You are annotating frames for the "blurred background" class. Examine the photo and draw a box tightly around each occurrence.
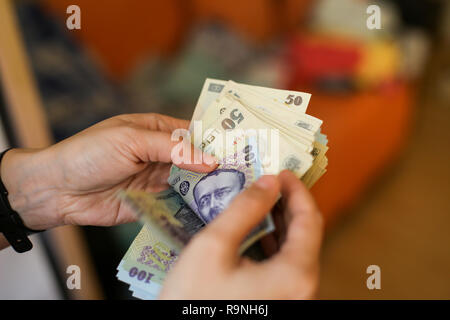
[0,0,448,299]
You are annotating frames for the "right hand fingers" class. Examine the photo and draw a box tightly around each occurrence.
[200,175,280,261]
[271,170,323,268]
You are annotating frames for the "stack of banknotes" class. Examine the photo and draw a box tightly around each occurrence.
[116,78,329,299]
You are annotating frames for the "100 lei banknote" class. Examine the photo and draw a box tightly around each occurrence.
[118,138,274,297]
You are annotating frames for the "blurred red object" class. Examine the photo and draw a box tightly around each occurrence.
[286,34,363,88]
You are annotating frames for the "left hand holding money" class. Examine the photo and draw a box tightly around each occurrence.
[159,170,323,299]
[0,113,218,231]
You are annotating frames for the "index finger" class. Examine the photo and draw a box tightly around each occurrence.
[200,175,281,261]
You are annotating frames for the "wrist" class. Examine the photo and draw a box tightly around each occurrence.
[1,148,62,230]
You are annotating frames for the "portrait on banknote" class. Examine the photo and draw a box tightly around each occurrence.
[193,169,246,223]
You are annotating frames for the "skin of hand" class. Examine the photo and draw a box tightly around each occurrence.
[0,113,217,231]
[159,170,323,300]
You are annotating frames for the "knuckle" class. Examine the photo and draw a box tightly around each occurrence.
[116,125,140,140]
[110,114,135,124]
[145,112,157,118]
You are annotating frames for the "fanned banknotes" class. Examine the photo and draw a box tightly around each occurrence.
[117,78,328,299]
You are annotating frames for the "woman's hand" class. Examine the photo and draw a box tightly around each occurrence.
[0,113,217,230]
[159,170,323,299]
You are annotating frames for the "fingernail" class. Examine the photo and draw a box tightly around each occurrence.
[255,175,276,190]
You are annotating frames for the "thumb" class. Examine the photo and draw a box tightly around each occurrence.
[203,175,280,257]
[171,139,218,173]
